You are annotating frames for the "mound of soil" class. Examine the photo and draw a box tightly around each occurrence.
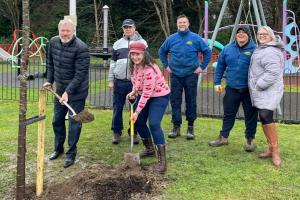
[24,164,168,200]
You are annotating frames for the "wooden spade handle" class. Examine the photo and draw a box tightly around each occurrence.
[44,87,77,115]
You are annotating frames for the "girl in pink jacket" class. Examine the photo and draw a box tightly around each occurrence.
[127,41,170,174]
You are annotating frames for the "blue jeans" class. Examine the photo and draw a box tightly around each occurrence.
[134,94,169,145]
[170,73,198,126]
[220,86,258,139]
[52,98,85,160]
[111,79,133,134]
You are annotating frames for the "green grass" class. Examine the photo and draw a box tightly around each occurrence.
[1,100,300,199]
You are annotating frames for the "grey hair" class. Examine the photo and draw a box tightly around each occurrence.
[58,19,76,31]
[257,26,276,41]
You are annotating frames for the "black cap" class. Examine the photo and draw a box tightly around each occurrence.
[236,24,251,37]
[122,19,135,27]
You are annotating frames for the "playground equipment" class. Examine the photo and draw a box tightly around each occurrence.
[11,35,48,68]
[0,30,48,68]
[283,0,300,73]
[208,0,266,49]
[0,47,17,63]
[206,0,300,74]
[89,5,117,67]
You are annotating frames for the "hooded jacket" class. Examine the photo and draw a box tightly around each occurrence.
[108,32,147,81]
[248,36,284,110]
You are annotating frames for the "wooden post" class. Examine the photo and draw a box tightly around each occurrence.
[36,88,46,196]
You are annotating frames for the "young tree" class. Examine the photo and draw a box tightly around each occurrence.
[16,0,30,199]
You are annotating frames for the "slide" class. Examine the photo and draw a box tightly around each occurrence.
[0,47,17,63]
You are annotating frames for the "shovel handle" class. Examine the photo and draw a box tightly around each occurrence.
[44,87,77,115]
[130,104,134,137]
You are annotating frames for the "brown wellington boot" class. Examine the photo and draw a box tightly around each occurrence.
[258,126,272,158]
[154,145,166,174]
[139,138,155,158]
[262,123,281,167]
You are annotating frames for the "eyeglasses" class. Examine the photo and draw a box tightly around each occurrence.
[258,33,269,36]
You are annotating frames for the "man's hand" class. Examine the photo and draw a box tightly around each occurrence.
[60,92,69,104]
[214,85,223,94]
[43,82,52,89]
[194,67,202,74]
[165,67,172,73]
[108,81,114,89]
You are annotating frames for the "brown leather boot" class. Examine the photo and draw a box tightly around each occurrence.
[261,123,281,167]
[140,138,155,158]
[154,145,166,174]
[258,131,272,159]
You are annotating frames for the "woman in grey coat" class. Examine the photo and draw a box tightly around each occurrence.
[248,26,284,167]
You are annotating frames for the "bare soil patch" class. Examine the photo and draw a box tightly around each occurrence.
[23,164,168,200]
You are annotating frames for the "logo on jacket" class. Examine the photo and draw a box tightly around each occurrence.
[244,51,252,56]
[186,41,193,45]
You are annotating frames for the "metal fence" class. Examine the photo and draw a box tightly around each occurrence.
[1,60,300,123]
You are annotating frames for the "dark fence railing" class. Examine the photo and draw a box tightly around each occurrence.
[1,60,300,123]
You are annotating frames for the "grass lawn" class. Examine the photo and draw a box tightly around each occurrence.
[1,100,300,199]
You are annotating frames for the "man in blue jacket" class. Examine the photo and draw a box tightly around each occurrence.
[159,14,212,140]
[209,25,258,152]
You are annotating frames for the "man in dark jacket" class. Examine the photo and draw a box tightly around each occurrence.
[43,19,90,168]
[209,25,258,152]
[159,14,211,140]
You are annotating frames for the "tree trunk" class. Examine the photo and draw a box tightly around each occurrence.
[152,0,170,38]
[94,0,100,46]
[274,0,282,31]
[16,0,30,199]
[0,0,20,30]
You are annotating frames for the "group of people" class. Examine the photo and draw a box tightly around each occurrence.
[209,24,284,167]
[43,14,284,172]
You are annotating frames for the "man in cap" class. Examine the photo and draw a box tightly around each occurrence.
[209,24,258,152]
[108,19,147,144]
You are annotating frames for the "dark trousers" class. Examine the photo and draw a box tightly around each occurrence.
[111,79,133,134]
[170,73,198,126]
[134,94,169,145]
[220,86,257,139]
[52,98,85,160]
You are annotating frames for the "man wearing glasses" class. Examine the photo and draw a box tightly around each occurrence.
[209,24,258,152]
[108,19,148,144]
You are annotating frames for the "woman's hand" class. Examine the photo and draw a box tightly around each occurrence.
[127,91,136,100]
[131,112,139,123]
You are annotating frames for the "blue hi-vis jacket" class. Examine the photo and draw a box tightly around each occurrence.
[214,40,256,89]
[159,29,212,77]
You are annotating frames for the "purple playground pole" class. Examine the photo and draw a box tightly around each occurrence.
[282,0,287,45]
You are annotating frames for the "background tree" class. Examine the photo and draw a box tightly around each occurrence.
[0,0,21,31]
